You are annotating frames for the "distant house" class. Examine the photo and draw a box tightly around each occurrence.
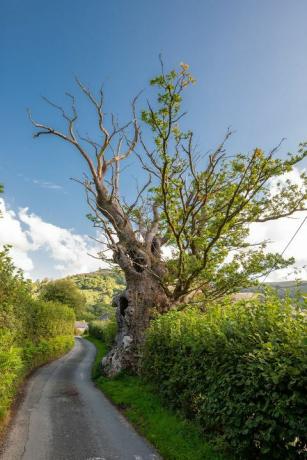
[75,321,88,335]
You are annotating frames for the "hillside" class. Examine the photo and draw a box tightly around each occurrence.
[243,280,307,298]
[67,269,125,321]
[267,280,307,291]
[32,269,126,321]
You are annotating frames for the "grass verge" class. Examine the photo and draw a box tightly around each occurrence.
[86,335,226,460]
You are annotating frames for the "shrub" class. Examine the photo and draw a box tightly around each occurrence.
[142,293,307,459]
[0,335,74,420]
[89,319,117,349]
[39,279,86,318]
[25,299,75,341]
[0,332,23,419]
[0,248,75,423]
[0,246,32,341]
[22,336,74,369]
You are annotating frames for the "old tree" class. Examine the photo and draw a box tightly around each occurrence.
[29,64,307,375]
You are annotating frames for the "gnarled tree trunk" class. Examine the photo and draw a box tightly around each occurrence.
[101,248,171,377]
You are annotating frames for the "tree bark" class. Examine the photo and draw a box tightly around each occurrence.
[101,269,170,377]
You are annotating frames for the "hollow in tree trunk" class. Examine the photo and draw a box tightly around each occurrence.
[101,270,170,377]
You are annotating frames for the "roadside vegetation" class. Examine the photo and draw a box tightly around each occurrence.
[143,291,306,459]
[87,289,306,459]
[38,278,86,318]
[88,319,117,349]
[69,270,124,320]
[33,270,124,321]
[0,245,75,429]
[86,333,224,460]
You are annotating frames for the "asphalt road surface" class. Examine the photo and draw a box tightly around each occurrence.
[1,338,160,460]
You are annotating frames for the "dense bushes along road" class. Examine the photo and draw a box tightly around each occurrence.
[88,292,306,459]
[88,319,117,350]
[86,333,224,460]
[0,247,75,425]
[143,293,307,459]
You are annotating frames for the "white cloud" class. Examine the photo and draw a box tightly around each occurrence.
[0,199,34,272]
[16,173,63,191]
[249,167,307,281]
[32,179,63,190]
[0,198,105,279]
[249,211,307,281]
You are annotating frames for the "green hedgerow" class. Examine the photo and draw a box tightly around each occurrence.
[142,293,307,459]
[0,335,74,420]
[0,247,75,423]
[88,319,117,350]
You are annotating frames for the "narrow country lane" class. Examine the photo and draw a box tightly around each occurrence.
[0,338,160,460]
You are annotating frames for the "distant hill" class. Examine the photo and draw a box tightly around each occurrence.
[242,280,307,298]
[67,269,125,321]
[32,268,125,321]
[68,268,125,291]
[266,280,307,290]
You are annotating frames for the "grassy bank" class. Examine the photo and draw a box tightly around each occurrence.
[86,335,225,460]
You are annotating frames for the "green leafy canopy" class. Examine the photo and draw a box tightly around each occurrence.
[140,63,307,303]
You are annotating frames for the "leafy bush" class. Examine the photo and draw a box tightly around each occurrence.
[39,279,86,318]
[34,270,125,321]
[89,319,117,349]
[142,294,307,459]
[0,332,23,420]
[0,336,73,419]
[25,299,75,340]
[0,246,32,340]
[0,248,75,423]
[22,336,74,369]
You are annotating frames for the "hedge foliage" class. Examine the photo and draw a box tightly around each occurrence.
[0,335,73,419]
[0,247,75,422]
[38,278,86,318]
[88,318,117,349]
[142,294,307,459]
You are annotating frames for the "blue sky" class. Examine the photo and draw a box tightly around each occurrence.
[0,0,307,279]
